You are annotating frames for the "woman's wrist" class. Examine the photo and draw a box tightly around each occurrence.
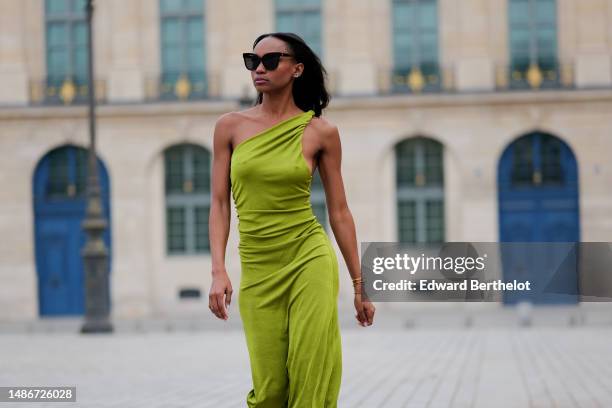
[211,265,228,277]
[352,275,363,295]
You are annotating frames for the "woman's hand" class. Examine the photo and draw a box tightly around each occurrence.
[209,267,233,320]
[354,293,375,327]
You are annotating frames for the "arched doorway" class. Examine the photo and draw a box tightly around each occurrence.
[33,145,112,316]
[498,132,579,304]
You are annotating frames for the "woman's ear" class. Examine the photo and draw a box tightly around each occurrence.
[293,63,304,78]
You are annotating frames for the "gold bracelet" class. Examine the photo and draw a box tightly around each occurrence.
[353,276,363,295]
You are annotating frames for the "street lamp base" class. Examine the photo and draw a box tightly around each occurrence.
[80,318,114,334]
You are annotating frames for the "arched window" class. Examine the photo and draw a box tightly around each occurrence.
[395,137,445,243]
[510,133,565,187]
[43,145,88,199]
[164,143,211,254]
[498,132,579,242]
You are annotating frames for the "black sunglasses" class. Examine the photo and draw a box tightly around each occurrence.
[242,52,294,71]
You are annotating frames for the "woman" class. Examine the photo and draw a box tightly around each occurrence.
[208,32,375,407]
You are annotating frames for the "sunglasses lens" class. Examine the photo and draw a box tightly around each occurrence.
[243,54,259,71]
[262,54,281,70]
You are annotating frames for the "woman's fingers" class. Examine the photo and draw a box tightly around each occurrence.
[208,279,232,320]
[216,293,228,319]
[365,304,375,325]
[357,308,367,326]
[208,294,219,319]
[225,287,233,309]
[209,291,227,320]
[355,302,375,327]
[209,303,220,320]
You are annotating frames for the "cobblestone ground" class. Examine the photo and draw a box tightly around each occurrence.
[1,324,612,407]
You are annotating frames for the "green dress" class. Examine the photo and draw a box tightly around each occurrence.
[230,109,343,407]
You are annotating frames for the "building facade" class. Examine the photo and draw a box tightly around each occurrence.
[1,0,611,320]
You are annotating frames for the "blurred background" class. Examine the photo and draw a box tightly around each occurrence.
[0,0,611,324]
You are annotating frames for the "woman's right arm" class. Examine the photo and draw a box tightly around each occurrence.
[208,113,234,320]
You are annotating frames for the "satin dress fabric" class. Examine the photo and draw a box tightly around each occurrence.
[230,109,342,407]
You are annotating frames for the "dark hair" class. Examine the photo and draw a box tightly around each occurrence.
[251,32,330,117]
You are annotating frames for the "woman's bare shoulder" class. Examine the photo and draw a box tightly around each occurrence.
[214,109,259,140]
[310,114,339,141]
[216,108,258,126]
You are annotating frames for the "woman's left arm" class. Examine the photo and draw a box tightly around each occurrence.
[316,121,375,327]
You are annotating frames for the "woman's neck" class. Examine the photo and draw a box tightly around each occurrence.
[258,90,300,117]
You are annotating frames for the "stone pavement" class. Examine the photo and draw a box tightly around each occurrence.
[1,305,612,407]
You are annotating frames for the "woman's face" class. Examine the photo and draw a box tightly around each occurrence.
[250,36,303,92]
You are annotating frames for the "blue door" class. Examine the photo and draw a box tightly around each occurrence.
[33,145,112,316]
[498,132,580,304]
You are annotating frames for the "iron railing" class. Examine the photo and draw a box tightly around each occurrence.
[144,70,222,102]
[29,76,107,105]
